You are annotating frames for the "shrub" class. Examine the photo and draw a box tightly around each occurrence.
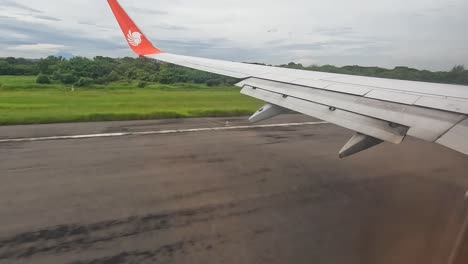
[137,81,147,88]
[75,77,94,87]
[106,71,121,82]
[94,77,109,85]
[36,74,51,84]
[51,71,61,80]
[60,73,78,84]
[206,78,222,87]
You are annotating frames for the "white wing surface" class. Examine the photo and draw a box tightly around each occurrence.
[108,0,468,157]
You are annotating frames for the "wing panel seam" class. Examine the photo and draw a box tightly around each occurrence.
[245,85,408,129]
[435,116,468,141]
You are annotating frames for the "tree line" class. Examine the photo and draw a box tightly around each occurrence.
[0,56,467,87]
[280,62,468,86]
[0,56,237,87]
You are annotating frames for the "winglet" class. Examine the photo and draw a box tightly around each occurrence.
[107,0,162,55]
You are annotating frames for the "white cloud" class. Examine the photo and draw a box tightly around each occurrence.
[8,44,66,53]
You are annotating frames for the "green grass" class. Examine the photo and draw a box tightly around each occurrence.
[0,76,263,125]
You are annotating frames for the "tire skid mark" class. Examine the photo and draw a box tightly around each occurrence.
[71,241,186,264]
[0,202,257,260]
[69,235,224,264]
[0,178,357,261]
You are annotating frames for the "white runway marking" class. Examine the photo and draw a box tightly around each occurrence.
[0,122,328,143]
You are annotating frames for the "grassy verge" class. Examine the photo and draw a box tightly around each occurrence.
[0,76,263,125]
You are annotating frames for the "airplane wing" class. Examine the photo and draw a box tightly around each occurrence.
[107,0,468,158]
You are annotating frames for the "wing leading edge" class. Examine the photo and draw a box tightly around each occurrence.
[107,0,468,157]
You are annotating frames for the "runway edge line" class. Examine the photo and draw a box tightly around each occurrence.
[0,122,328,143]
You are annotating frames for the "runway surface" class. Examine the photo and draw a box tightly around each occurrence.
[0,115,467,264]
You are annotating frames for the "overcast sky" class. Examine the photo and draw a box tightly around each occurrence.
[0,0,467,70]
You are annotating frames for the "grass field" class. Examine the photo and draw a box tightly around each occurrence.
[0,76,262,125]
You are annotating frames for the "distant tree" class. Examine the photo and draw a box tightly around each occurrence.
[137,81,147,88]
[107,71,121,82]
[451,65,465,73]
[206,78,222,87]
[36,74,51,84]
[60,73,78,84]
[51,71,62,80]
[2,56,468,86]
[158,64,174,84]
[286,62,304,69]
[38,56,62,74]
[75,77,94,87]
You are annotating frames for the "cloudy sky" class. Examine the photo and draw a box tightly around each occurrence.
[0,0,467,70]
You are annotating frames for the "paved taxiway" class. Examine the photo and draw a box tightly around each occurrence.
[0,115,467,264]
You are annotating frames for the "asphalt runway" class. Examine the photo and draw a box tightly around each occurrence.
[0,115,467,264]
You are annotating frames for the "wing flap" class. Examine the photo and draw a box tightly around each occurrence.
[321,75,468,99]
[324,83,372,96]
[237,77,465,142]
[414,97,468,115]
[241,85,408,144]
[339,133,384,158]
[365,90,421,105]
[436,118,468,155]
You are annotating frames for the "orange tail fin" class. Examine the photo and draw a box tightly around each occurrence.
[107,0,162,55]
